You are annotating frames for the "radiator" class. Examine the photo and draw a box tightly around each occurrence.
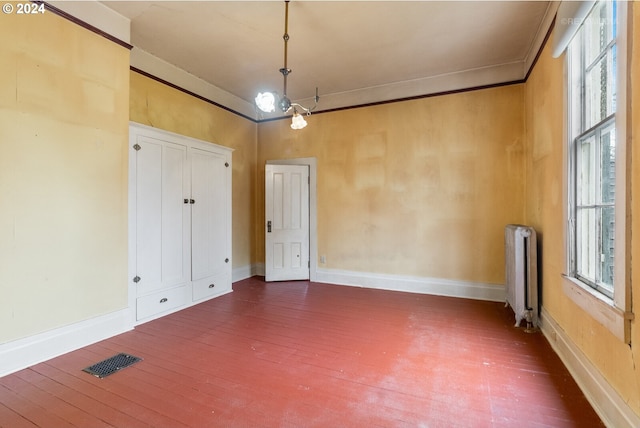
[505,224,538,329]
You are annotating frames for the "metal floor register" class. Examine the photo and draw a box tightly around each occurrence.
[83,353,142,378]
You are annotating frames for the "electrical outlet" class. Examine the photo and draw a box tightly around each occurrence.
[320,255,326,264]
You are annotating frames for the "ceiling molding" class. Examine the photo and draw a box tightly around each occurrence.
[130,67,257,123]
[291,61,525,116]
[131,48,530,123]
[523,1,560,74]
[48,0,131,46]
[130,48,257,120]
[54,2,559,123]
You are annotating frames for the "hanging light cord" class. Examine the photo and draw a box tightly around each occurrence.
[277,0,318,115]
[280,0,291,96]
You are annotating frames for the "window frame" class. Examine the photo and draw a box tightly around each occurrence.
[563,0,631,343]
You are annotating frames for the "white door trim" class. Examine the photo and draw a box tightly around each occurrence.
[266,158,318,282]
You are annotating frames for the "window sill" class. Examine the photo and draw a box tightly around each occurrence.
[561,275,632,343]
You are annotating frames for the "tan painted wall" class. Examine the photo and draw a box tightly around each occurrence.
[0,10,130,342]
[258,86,526,284]
[129,72,258,270]
[524,5,640,415]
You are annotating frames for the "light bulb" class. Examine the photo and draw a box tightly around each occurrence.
[255,92,276,113]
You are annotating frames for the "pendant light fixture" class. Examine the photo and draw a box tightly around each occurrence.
[255,0,319,129]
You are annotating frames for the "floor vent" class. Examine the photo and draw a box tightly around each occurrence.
[83,353,142,378]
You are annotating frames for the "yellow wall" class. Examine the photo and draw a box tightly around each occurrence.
[129,72,258,269]
[524,4,640,415]
[0,10,130,342]
[258,86,526,284]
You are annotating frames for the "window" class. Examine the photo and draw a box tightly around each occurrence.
[574,119,616,297]
[565,0,630,341]
[568,1,618,299]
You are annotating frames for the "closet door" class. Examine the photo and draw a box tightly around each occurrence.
[190,147,231,300]
[134,137,190,296]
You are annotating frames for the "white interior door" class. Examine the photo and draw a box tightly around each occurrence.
[265,164,310,281]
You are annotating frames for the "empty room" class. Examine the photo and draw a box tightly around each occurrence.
[1,1,639,426]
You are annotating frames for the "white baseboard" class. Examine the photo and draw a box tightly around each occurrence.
[0,309,132,378]
[232,263,264,282]
[253,263,266,278]
[0,265,258,379]
[540,307,640,428]
[238,264,505,302]
[315,268,505,302]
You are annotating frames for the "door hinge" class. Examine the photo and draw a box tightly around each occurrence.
[133,143,141,151]
[308,261,310,268]
[133,276,141,283]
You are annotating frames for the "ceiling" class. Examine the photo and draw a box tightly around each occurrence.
[101,1,554,118]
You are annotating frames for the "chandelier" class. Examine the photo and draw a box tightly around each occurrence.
[255,0,319,130]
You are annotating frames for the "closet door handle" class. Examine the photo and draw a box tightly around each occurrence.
[159,298,168,303]
[209,283,215,289]
[190,199,195,204]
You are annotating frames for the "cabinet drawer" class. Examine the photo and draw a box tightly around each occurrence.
[137,285,189,321]
[193,273,230,301]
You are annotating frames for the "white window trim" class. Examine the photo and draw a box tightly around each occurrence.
[563,0,633,343]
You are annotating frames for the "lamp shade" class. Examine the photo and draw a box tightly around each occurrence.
[291,112,307,130]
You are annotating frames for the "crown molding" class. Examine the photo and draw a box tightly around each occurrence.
[130,48,257,121]
[47,1,131,48]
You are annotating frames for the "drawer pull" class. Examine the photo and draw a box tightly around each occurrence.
[159,297,168,303]
[208,283,215,289]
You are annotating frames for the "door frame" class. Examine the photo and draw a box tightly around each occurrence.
[266,157,318,282]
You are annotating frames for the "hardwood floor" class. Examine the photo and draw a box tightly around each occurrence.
[1,277,603,427]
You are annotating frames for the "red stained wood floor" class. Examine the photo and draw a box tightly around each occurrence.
[1,277,603,427]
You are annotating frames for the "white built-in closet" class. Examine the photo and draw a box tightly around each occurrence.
[128,123,232,324]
